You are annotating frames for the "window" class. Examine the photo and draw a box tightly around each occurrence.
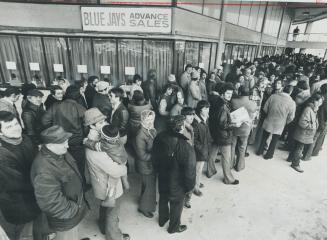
[43,37,70,84]
[256,1,266,32]
[185,41,199,67]
[203,0,222,19]
[118,39,142,85]
[199,42,211,73]
[248,2,260,30]
[18,36,47,87]
[67,38,94,82]
[143,40,173,90]
[238,1,251,28]
[226,3,241,25]
[209,43,217,71]
[0,35,24,85]
[174,41,185,78]
[93,39,118,86]
[177,0,203,14]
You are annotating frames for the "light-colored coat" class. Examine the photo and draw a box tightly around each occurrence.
[187,80,201,108]
[85,129,127,200]
[293,104,319,144]
[262,93,296,135]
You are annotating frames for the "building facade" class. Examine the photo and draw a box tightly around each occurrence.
[0,0,292,89]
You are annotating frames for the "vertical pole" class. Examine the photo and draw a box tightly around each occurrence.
[216,0,228,67]
[274,6,285,55]
[257,2,268,58]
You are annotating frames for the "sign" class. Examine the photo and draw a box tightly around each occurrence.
[100,65,111,74]
[6,61,16,70]
[199,62,205,69]
[125,67,135,75]
[29,62,40,71]
[77,65,88,73]
[53,64,64,73]
[81,7,172,33]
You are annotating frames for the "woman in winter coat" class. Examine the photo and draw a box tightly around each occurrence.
[155,84,173,133]
[127,90,152,138]
[132,110,157,218]
[288,93,323,173]
[187,71,201,108]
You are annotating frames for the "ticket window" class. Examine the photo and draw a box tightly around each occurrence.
[18,36,48,87]
[0,35,25,86]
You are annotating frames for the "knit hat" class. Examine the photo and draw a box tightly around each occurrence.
[27,89,44,97]
[84,108,106,126]
[168,115,185,131]
[101,125,119,143]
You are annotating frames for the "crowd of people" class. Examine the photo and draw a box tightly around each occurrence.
[0,52,327,240]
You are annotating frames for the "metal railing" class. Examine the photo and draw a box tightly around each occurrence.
[288,33,327,42]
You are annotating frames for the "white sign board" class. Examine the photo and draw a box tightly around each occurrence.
[53,64,64,73]
[6,61,16,70]
[29,62,40,71]
[77,65,88,73]
[125,67,135,76]
[100,65,111,74]
[81,7,172,33]
[199,62,205,69]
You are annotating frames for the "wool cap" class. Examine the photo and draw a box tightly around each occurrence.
[84,108,106,126]
[101,125,119,143]
[41,125,72,144]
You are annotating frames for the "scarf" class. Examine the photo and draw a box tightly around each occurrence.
[0,135,23,145]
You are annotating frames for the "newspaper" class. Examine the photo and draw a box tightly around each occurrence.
[230,107,251,127]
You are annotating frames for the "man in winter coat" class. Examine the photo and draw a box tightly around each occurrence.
[22,89,45,145]
[85,75,99,108]
[92,81,112,119]
[192,100,212,196]
[84,108,130,240]
[153,115,196,234]
[42,85,87,183]
[257,85,296,159]
[209,83,239,185]
[0,87,21,124]
[109,88,129,144]
[44,86,64,110]
[31,125,88,240]
[0,111,42,240]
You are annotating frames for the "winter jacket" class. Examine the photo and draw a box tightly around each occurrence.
[199,79,208,101]
[44,94,61,110]
[293,104,319,144]
[86,130,126,201]
[187,80,201,108]
[142,80,157,109]
[153,130,196,200]
[209,96,234,146]
[180,71,191,94]
[133,126,157,175]
[22,101,45,145]
[31,146,87,231]
[192,115,212,162]
[92,92,112,118]
[262,93,296,135]
[42,99,86,146]
[110,103,129,137]
[0,136,40,224]
[85,85,97,107]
